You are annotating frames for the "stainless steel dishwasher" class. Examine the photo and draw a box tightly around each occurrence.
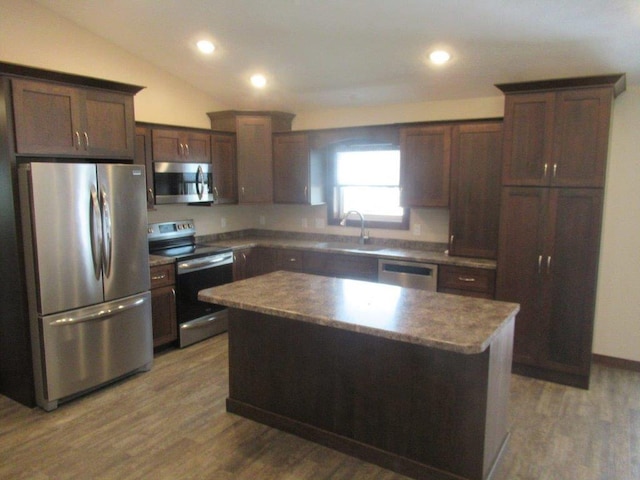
[378,259,438,291]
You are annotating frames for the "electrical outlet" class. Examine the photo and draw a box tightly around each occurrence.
[259,215,266,226]
[412,223,422,236]
[301,218,308,228]
[221,217,227,228]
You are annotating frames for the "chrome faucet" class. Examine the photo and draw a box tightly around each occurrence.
[340,210,369,244]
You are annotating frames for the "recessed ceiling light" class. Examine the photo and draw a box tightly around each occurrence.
[197,40,215,54]
[250,74,267,88]
[429,50,451,65]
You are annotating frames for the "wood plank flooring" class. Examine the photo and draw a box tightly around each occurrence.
[1,333,638,480]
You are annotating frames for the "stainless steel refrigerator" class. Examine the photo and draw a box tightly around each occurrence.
[18,162,153,411]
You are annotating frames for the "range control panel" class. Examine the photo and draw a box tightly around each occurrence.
[147,219,196,241]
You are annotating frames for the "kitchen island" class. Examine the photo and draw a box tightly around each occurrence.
[199,271,519,480]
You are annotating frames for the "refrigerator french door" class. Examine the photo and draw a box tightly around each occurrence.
[19,162,153,411]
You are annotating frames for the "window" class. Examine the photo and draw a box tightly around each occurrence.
[328,142,409,230]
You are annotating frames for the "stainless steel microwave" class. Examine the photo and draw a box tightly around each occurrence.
[153,162,214,204]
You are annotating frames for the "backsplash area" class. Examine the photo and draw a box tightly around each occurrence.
[147,203,450,245]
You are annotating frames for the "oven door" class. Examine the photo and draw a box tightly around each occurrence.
[175,252,233,347]
[153,162,214,204]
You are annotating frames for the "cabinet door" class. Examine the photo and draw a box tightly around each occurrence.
[496,187,548,366]
[182,131,211,163]
[11,78,82,155]
[273,133,310,204]
[151,128,186,162]
[135,126,155,208]
[83,89,135,158]
[233,247,261,281]
[545,188,603,375]
[151,285,177,347]
[501,93,555,186]
[211,133,237,204]
[449,122,502,259]
[237,116,273,203]
[551,88,612,188]
[400,125,451,207]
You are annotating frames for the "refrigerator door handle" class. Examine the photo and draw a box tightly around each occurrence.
[89,187,103,280]
[100,187,113,278]
[47,294,148,327]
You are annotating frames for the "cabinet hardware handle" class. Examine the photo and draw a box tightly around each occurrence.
[241,187,245,197]
[553,163,557,178]
[148,188,155,203]
[543,163,548,177]
[179,143,184,157]
[75,131,81,150]
[304,185,308,199]
[83,132,89,149]
[547,255,552,273]
[151,273,167,281]
[171,288,176,300]
[241,253,247,261]
[450,235,454,245]
[538,255,543,274]
[213,186,219,201]
[289,258,297,262]
[184,143,190,157]
[457,276,476,282]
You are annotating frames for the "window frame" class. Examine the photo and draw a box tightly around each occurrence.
[326,140,409,231]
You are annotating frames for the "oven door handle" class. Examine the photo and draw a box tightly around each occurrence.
[177,254,233,273]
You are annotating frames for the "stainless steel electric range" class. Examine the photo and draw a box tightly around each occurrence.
[148,220,233,347]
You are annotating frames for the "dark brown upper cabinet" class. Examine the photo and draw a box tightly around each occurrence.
[399,124,451,208]
[273,132,325,205]
[498,75,625,188]
[448,121,503,259]
[211,132,237,204]
[207,110,295,204]
[11,78,135,159]
[151,127,211,163]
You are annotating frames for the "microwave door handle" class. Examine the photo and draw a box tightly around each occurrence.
[100,187,113,278]
[196,165,204,200]
[89,187,103,280]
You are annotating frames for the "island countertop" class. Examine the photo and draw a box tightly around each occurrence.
[199,270,519,354]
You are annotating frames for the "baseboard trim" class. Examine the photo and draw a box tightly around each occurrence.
[592,354,640,372]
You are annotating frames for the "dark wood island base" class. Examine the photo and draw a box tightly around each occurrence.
[226,308,514,480]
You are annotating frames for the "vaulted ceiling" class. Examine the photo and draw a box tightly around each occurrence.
[35,0,640,111]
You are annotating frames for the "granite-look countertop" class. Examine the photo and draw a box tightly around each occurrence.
[149,254,175,267]
[203,236,497,270]
[199,270,518,354]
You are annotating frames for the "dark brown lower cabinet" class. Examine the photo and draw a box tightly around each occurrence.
[150,264,177,348]
[438,265,496,299]
[496,187,603,388]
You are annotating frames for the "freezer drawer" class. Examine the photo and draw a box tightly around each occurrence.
[35,291,153,410]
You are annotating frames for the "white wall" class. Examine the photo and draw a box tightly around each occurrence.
[593,86,640,363]
[2,0,638,363]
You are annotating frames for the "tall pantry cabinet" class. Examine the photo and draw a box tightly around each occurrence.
[495,75,626,388]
